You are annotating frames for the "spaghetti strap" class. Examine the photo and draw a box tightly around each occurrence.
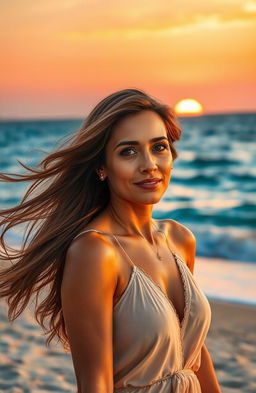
[73,228,136,268]
[73,228,112,241]
[158,228,176,257]
[112,235,135,268]
[151,220,176,258]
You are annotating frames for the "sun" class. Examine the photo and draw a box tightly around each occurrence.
[174,98,203,116]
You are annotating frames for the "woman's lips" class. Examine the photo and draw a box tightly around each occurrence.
[134,179,162,190]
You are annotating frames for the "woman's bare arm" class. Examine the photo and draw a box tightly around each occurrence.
[61,232,118,393]
[195,344,222,393]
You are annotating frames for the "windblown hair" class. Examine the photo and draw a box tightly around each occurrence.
[0,88,182,348]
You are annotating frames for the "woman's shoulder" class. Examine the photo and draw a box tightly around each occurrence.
[157,218,196,242]
[64,228,119,286]
[69,227,115,253]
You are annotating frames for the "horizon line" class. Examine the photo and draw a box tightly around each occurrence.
[0,109,255,122]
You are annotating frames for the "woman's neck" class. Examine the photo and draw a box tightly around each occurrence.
[104,203,157,243]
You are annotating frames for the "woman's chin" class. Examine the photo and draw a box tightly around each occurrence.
[135,194,163,205]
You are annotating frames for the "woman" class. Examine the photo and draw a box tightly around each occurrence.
[0,88,221,392]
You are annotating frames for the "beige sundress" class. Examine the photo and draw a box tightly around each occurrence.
[75,228,212,392]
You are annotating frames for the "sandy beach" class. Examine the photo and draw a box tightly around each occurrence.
[205,300,256,393]
[0,297,255,393]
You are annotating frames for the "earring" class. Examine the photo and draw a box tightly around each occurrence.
[98,170,105,181]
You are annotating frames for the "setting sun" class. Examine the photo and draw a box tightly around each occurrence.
[174,99,203,116]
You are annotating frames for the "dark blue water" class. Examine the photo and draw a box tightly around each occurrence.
[1,114,256,264]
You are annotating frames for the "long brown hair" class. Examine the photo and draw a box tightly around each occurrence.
[0,88,182,348]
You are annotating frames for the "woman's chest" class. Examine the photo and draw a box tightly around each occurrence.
[114,256,186,325]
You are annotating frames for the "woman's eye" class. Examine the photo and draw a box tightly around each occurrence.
[154,143,169,152]
[119,147,136,156]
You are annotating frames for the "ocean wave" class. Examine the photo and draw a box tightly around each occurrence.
[1,114,255,264]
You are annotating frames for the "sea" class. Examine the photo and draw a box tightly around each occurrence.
[0,113,255,305]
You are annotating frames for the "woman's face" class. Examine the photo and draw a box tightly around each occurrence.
[103,110,173,205]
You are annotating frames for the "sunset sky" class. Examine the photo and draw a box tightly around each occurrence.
[1,0,255,118]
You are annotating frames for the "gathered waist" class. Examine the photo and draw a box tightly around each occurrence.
[114,368,196,391]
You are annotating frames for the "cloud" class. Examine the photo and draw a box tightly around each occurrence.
[243,1,256,12]
[2,0,256,35]
[58,9,256,41]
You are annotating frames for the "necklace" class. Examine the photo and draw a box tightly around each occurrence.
[139,220,163,261]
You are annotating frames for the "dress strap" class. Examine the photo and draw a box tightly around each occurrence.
[112,235,135,267]
[73,229,111,241]
[160,229,177,258]
[73,229,135,268]
[152,220,177,257]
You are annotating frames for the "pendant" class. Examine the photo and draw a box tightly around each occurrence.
[157,252,163,261]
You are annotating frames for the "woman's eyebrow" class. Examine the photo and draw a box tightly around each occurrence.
[114,136,168,150]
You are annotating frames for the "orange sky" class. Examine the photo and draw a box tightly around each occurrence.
[0,0,256,118]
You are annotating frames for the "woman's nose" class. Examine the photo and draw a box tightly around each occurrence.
[139,151,158,173]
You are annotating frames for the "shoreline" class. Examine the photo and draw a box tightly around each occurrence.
[194,256,256,307]
[1,252,256,307]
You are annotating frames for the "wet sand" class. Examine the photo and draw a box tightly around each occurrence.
[0,297,255,392]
